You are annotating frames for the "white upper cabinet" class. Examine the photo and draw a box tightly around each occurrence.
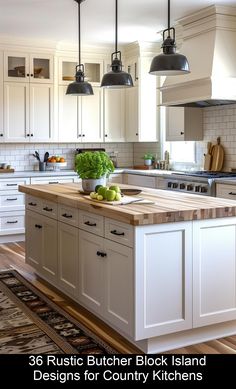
[125,52,159,142]
[4,82,54,142]
[104,89,125,142]
[166,107,203,141]
[58,86,103,142]
[4,52,53,83]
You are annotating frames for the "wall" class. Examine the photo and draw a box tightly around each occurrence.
[133,142,161,166]
[195,104,236,171]
[0,142,134,171]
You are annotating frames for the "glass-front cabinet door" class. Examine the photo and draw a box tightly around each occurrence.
[58,57,103,85]
[4,52,53,83]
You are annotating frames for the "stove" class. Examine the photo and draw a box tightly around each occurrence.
[166,171,236,196]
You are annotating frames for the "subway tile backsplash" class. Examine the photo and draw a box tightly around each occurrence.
[195,104,236,170]
[0,143,134,171]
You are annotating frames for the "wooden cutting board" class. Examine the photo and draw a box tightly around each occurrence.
[84,195,155,205]
[211,137,224,171]
[204,142,212,170]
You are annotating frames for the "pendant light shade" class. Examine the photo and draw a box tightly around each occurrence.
[101,0,133,88]
[66,0,93,96]
[150,0,190,76]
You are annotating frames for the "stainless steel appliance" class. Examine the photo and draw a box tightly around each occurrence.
[166,172,236,197]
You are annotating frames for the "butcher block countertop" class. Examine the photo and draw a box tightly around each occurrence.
[19,183,236,226]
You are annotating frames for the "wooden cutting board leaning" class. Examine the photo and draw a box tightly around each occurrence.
[204,142,212,170]
[210,137,224,171]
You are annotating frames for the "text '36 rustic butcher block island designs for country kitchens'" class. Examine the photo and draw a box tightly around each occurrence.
[19,183,236,353]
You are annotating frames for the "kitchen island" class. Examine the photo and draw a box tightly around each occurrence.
[19,183,236,353]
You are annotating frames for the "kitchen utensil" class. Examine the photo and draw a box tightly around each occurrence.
[35,151,41,162]
[210,137,224,171]
[44,152,49,162]
[203,142,212,170]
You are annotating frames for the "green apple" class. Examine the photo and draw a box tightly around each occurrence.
[106,189,116,201]
[90,192,97,199]
[97,195,103,201]
[95,184,103,193]
[97,186,108,198]
[109,185,121,193]
[115,193,122,201]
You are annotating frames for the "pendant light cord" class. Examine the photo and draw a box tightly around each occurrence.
[115,0,118,53]
[78,0,81,65]
[168,0,170,32]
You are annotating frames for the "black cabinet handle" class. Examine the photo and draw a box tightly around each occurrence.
[30,134,33,137]
[0,134,3,137]
[6,198,18,201]
[30,73,34,77]
[6,183,17,186]
[110,229,125,236]
[28,202,37,206]
[35,224,42,229]
[82,134,85,137]
[62,213,73,218]
[105,134,108,137]
[136,133,138,136]
[96,251,107,257]
[180,131,184,135]
[26,73,29,77]
[26,134,30,137]
[43,207,53,212]
[49,182,59,184]
[228,192,236,195]
[84,221,97,227]
[7,220,18,224]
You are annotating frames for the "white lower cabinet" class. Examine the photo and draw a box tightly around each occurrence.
[135,221,192,340]
[193,218,236,327]
[58,221,78,296]
[26,210,57,283]
[126,174,156,188]
[79,229,133,336]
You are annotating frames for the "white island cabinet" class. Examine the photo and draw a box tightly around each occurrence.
[20,183,236,353]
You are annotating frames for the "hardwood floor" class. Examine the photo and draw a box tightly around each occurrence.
[1,242,236,354]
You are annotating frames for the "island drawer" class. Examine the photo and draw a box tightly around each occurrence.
[40,200,58,220]
[79,210,104,237]
[26,195,42,212]
[58,204,79,227]
[216,183,236,200]
[105,218,134,247]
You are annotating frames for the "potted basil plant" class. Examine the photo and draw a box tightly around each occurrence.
[142,153,154,166]
[75,151,114,192]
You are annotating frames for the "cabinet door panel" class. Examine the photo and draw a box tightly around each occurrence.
[58,222,78,296]
[80,87,103,142]
[78,231,104,314]
[58,85,78,142]
[41,215,57,282]
[4,83,29,141]
[25,210,42,270]
[125,87,138,142]
[193,218,236,327]
[104,89,125,142]
[104,239,133,336]
[30,84,53,141]
[135,222,192,339]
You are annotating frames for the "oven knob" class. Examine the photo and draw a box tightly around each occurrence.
[180,183,185,189]
[167,182,172,188]
[201,186,208,193]
[195,185,200,192]
[172,183,178,188]
[187,184,193,191]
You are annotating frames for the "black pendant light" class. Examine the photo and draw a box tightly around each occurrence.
[66,0,93,95]
[149,0,190,76]
[101,0,133,88]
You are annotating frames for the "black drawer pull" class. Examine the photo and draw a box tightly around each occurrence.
[62,213,73,218]
[49,181,59,184]
[110,229,125,236]
[6,198,18,201]
[7,220,18,224]
[96,251,107,258]
[228,192,236,195]
[35,224,42,229]
[43,207,53,212]
[84,221,97,227]
[6,183,17,186]
[28,202,37,206]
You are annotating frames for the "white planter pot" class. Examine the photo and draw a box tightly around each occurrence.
[144,159,152,166]
[82,176,107,192]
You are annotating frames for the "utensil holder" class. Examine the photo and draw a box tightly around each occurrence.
[39,162,46,171]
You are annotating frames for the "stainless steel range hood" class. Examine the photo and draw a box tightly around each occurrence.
[160,5,236,107]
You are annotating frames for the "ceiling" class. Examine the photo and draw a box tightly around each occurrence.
[0,0,235,46]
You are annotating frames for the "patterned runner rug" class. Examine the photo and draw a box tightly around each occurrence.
[0,270,117,354]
